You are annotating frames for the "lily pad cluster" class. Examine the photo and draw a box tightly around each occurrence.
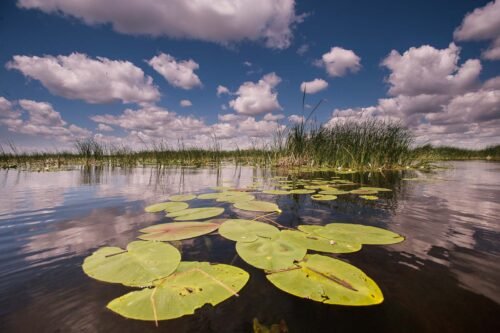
[82,178,403,324]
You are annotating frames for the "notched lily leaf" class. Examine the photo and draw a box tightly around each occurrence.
[311,194,337,201]
[236,235,307,271]
[138,222,220,241]
[280,230,361,254]
[290,189,316,194]
[262,190,291,195]
[300,223,404,245]
[234,200,281,213]
[219,219,280,242]
[170,194,196,202]
[267,254,383,306]
[107,262,249,321]
[166,207,225,221]
[82,241,181,287]
[359,195,379,200]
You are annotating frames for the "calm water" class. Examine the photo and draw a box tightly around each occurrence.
[0,161,499,332]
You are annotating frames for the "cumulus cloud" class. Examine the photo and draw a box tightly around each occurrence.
[180,99,192,107]
[325,43,500,148]
[454,1,500,60]
[217,85,230,96]
[382,43,481,96]
[97,123,113,132]
[6,53,159,104]
[288,114,305,124]
[229,73,282,115]
[17,0,300,49]
[263,113,285,121]
[148,53,202,90]
[0,97,91,142]
[315,47,361,77]
[300,78,328,94]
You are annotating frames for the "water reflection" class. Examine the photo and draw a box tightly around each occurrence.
[0,161,499,332]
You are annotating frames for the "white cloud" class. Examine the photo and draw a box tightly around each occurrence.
[288,114,305,124]
[217,85,230,96]
[18,0,300,49]
[454,1,500,60]
[263,113,285,121]
[97,123,113,132]
[300,78,328,94]
[315,47,361,77]
[382,43,481,96]
[6,53,159,104]
[297,43,309,56]
[229,73,282,115]
[0,98,91,142]
[148,53,202,90]
[180,99,192,107]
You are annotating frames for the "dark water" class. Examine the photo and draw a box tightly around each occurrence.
[1,161,499,333]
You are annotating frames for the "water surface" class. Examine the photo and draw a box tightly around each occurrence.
[1,161,499,332]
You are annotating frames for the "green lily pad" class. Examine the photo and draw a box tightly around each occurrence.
[267,254,383,305]
[138,222,220,241]
[82,241,181,287]
[280,230,361,254]
[219,219,279,242]
[107,262,249,321]
[303,185,322,190]
[167,207,225,221]
[360,195,379,200]
[262,190,291,195]
[217,194,255,203]
[197,192,225,200]
[318,189,349,195]
[311,194,338,201]
[290,189,316,194]
[350,189,379,195]
[299,223,404,245]
[234,201,281,213]
[359,187,392,192]
[144,201,189,213]
[170,194,196,201]
[236,235,307,271]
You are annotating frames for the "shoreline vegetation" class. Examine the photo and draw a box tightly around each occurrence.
[1,119,499,171]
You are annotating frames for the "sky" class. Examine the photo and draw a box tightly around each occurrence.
[0,0,499,151]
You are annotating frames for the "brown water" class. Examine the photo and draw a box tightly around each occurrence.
[0,161,499,332]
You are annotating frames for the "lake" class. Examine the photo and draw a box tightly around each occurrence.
[1,161,499,332]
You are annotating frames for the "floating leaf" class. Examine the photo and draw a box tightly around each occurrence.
[234,200,281,213]
[359,187,392,192]
[318,189,349,195]
[144,201,189,213]
[236,235,306,271]
[299,223,404,245]
[219,219,279,242]
[303,185,322,190]
[138,222,220,241]
[217,194,255,203]
[290,189,316,194]
[198,192,226,200]
[262,190,291,195]
[82,241,181,287]
[170,194,196,202]
[350,189,379,195]
[280,230,361,254]
[311,194,338,201]
[107,262,249,321]
[267,254,383,305]
[167,207,225,221]
[359,195,379,200]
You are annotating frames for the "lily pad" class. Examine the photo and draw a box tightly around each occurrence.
[359,187,392,192]
[267,254,383,305]
[144,201,189,213]
[167,207,225,221]
[311,194,338,201]
[318,189,349,195]
[350,189,379,195]
[360,195,379,200]
[290,189,316,194]
[170,194,196,201]
[219,219,279,242]
[280,230,361,254]
[217,194,255,203]
[138,222,220,241]
[262,190,291,195]
[234,200,281,213]
[107,262,249,321]
[299,223,404,245]
[236,235,307,271]
[82,241,181,287]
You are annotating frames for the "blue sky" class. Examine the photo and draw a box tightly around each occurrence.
[0,0,499,150]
